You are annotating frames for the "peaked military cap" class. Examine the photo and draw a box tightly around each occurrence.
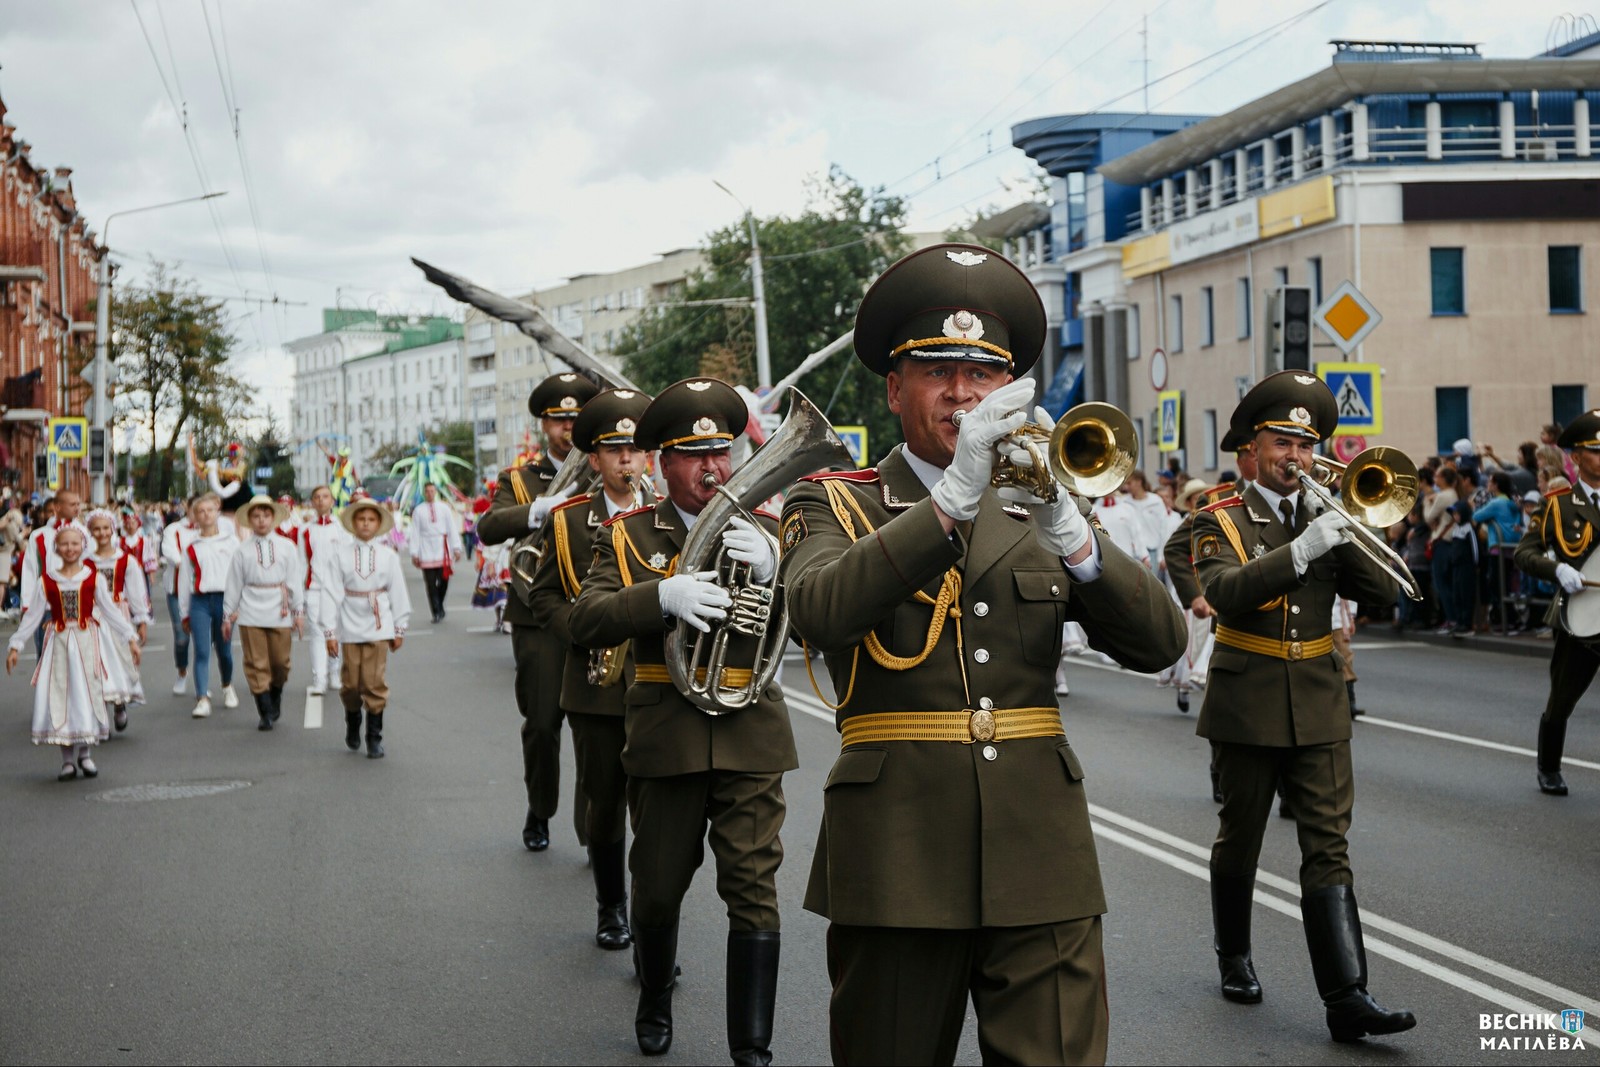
[853,243,1047,377]
[635,377,748,452]
[1557,409,1600,450]
[573,387,653,452]
[1219,425,1253,454]
[1230,370,1338,443]
[526,372,600,419]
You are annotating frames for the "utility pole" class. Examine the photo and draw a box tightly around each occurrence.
[1142,15,1150,113]
[91,191,226,505]
[714,181,773,389]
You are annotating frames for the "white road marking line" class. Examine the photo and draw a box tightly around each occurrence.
[1358,716,1600,773]
[1348,641,1420,651]
[1088,805,1600,1016]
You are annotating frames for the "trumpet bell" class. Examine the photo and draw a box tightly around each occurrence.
[1048,402,1139,499]
[1339,446,1418,528]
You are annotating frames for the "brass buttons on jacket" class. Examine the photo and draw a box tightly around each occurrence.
[981,745,998,761]
[974,648,990,664]
[973,601,990,617]
[1291,604,1301,614]
[978,696,994,710]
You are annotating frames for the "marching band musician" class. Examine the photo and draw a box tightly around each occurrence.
[779,244,1186,1066]
[476,371,599,853]
[1191,371,1413,1043]
[524,386,654,953]
[568,378,796,1064]
[1516,407,1600,796]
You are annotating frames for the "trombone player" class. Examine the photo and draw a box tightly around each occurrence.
[779,244,1186,1065]
[568,377,796,1064]
[477,371,598,852]
[1191,371,1414,1043]
[524,387,653,952]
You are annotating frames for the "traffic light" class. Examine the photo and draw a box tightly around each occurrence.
[87,428,107,477]
[1270,285,1312,371]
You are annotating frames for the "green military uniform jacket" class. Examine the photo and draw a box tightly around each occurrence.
[1514,486,1598,632]
[1191,484,1396,748]
[475,456,560,629]
[567,498,799,779]
[780,445,1187,929]
[526,492,632,717]
[1165,513,1202,606]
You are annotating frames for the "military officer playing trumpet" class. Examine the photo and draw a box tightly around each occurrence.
[477,371,599,852]
[1516,407,1600,796]
[524,387,654,952]
[779,244,1186,1066]
[1191,371,1414,1044]
[568,378,797,1064]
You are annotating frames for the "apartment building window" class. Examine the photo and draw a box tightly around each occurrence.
[1273,266,1289,287]
[1167,294,1184,353]
[1203,409,1219,470]
[1435,386,1470,455]
[1236,277,1252,339]
[1431,248,1465,315]
[1554,385,1588,427]
[1199,287,1214,347]
[1549,246,1582,313]
[1306,256,1323,305]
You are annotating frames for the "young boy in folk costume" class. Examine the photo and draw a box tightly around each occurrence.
[321,498,411,758]
[178,493,241,719]
[6,526,141,780]
[297,485,350,697]
[223,495,306,732]
[85,509,151,732]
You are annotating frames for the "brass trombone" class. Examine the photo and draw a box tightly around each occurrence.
[1286,447,1423,601]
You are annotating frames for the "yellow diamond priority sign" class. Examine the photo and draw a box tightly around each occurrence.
[1313,281,1382,355]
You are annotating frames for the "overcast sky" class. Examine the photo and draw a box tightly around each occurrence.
[0,0,1586,425]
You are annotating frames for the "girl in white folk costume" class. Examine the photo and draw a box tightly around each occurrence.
[85,509,151,732]
[177,493,241,719]
[6,526,141,781]
[297,485,349,696]
[321,498,411,758]
[223,496,306,731]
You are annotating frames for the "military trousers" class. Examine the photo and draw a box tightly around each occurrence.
[626,769,785,932]
[511,625,587,840]
[825,917,1108,1067]
[1542,629,1600,726]
[1211,740,1354,891]
[569,711,628,846]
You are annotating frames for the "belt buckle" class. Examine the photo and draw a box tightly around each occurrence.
[1287,640,1304,661]
[967,708,996,743]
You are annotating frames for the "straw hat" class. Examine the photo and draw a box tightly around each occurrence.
[339,498,395,538]
[240,493,291,529]
[1175,478,1210,510]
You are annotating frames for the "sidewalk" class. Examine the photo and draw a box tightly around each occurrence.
[1373,622,1553,660]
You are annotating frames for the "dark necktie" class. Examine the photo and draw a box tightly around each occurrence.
[1280,499,1296,533]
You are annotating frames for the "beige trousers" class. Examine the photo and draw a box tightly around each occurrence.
[239,626,292,694]
[340,640,390,714]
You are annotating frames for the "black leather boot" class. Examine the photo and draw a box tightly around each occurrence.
[1347,681,1363,717]
[344,708,362,751]
[255,692,273,731]
[1302,885,1416,1042]
[634,918,679,1056]
[1538,716,1569,795]
[523,809,549,851]
[590,840,631,950]
[365,710,384,759]
[269,685,284,723]
[1211,870,1262,1003]
[727,931,780,1066]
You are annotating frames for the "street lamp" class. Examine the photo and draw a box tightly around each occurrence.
[91,191,227,505]
[712,180,772,389]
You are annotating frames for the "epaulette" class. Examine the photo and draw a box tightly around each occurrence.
[602,504,655,528]
[1200,495,1243,514]
[1546,486,1572,498]
[1202,481,1235,504]
[550,493,592,515]
[799,468,879,484]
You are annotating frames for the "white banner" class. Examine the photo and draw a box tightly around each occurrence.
[1168,200,1259,266]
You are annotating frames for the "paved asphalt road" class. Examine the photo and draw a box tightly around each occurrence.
[2,569,1598,1064]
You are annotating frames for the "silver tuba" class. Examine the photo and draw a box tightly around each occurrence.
[665,388,855,714]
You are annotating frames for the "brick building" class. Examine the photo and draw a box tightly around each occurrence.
[0,94,105,500]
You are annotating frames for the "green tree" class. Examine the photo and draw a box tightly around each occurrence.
[617,167,912,463]
[111,263,250,501]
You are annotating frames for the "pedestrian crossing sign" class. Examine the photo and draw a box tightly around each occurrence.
[1316,362,1382,436]
[48,416,88,457]
[833,425,869,468]
[1157,390,1182,453]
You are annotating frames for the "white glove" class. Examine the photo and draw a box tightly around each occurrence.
[929,379,1033,521]
[657,571,732,633]
[1289,510,1353,575]
[1556,562,1587,594]
[526,482,579,530]
[999,407,1092,558]
[721,517,775,583]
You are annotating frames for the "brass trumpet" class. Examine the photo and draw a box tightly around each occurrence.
[951,401,1139,502]
[1286,447,1423,601]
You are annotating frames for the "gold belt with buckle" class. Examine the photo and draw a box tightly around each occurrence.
[632,663,754,687]
[1215,626,1335,662]
[839,707,1064,747]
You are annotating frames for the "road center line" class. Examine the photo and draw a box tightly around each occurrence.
[1357,716,1600,772]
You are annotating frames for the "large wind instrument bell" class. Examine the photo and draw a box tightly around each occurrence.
[952,401,1138,502]
[1286,446,1423,601]
[666,388,855,715]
